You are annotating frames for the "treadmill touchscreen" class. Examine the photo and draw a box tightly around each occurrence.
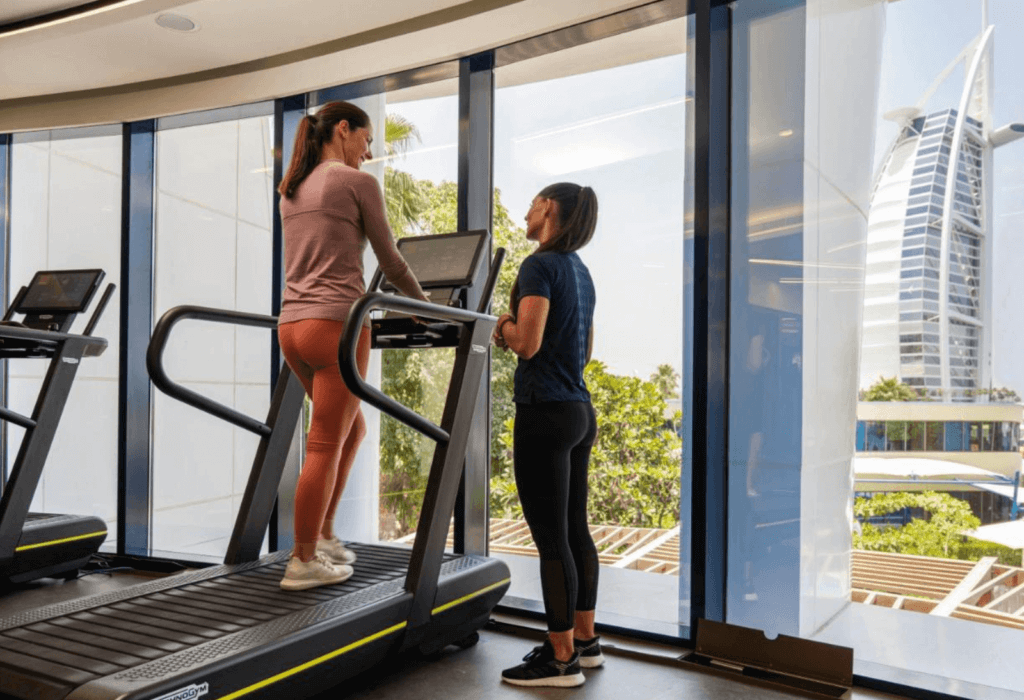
[20,270,103,312]
[383,232,485,289]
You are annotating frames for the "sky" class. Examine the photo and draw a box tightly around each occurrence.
[372,0,1024,395]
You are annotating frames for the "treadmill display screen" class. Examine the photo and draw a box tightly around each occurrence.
[382,232,485,289]
[20,270,103,312]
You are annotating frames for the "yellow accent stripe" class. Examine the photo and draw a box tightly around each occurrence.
[432,577,511,616]
[216,577,509,699]
[218,621,407,700]
[15,530,107,552]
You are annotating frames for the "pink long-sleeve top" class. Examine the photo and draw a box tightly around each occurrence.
[278,160,427,326]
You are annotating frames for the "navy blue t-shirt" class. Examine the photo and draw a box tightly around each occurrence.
[513,251,596,404]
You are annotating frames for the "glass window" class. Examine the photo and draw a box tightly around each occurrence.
[359,79,460,546]
[150,109,275,559]
[968,422,983,452]
[981,422,993,451]
[865,421,886,451]
[7,127,122,547]
[905,421,925,450]
[885,421,907,451]
[925,421,943,451]
[855,421,866,450]
[945,421,965,451]
[492,16,689,629]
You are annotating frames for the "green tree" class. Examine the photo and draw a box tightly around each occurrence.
[376,175,532,536]
[383,114,426,236]
[492,361,683,529]
[650,364,680,401]
[854,492,980,559]
[860,376,923,402]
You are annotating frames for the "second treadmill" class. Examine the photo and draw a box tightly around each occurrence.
[0,269,117,585]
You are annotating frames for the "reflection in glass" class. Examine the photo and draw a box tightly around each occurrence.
[865,422,886,451]
[925,421,943,451]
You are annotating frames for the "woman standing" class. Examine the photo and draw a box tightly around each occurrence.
[277,101,430,591]
[494,183,602,687]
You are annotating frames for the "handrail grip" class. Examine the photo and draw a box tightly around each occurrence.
[339,293,496,443]
[147,305,278,437]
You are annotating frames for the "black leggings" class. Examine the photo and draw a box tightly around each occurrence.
[513,400,599,632]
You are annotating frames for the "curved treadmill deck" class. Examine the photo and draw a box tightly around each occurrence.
[0,544,509,700]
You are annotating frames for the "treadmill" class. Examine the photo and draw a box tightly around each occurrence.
[0,269,116,585]
[0,232,511,700]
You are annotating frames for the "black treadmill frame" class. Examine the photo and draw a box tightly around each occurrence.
[0,326,109,574]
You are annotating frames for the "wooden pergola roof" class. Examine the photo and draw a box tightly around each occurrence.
[402,519,1024,631]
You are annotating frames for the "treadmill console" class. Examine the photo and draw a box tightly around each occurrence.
[6,269,105,333]
[371,230,488,349]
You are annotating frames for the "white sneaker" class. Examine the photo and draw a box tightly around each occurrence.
[317,536,357,565]
[280,553,353,591]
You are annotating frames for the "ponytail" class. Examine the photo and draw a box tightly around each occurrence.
[278,101,371,199]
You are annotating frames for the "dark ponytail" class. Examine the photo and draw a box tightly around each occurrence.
[278,101,371,199]
[510,182,599,317]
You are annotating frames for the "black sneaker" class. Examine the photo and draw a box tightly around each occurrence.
[574,635,605,668]
[501,639,585,688]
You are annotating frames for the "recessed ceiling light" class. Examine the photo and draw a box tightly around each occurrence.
[779,129,794,137]
[155,13,198,32]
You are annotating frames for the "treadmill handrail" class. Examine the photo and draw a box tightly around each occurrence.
[148,305,276,437]
[339,293,496,444]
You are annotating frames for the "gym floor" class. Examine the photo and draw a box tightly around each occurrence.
[0,572,910,700]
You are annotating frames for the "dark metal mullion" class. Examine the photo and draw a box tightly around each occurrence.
[118,121,155,556]
[454,52,495,556]
[270,95,306,553]
[689,0,731,631]
[0,135,9,489]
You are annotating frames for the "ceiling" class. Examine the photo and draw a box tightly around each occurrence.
[0,0,669,132]
[0,0,95,26]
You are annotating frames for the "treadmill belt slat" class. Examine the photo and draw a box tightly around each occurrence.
[0,637,122,676]
[73,611,209,646]
[121,598,249,630]
[4,628,146,668]
[0,647,97,685]
[27,622,165,660]
[185,583,303,615]
[101,604,229,638]
[152,591,274,623]
[49,617,188,654]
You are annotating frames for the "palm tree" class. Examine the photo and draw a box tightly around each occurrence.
[383,114,425,238]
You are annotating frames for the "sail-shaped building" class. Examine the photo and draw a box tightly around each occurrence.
[860,20,1024,401]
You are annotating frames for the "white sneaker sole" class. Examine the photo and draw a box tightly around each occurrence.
[279,567,353,591]
[579,653,605,668]
[502,672,585,688]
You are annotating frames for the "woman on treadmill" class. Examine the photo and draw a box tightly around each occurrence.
[493,183,601,687]
[276,101,430,591]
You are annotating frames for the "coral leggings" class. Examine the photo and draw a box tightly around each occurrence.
[278,319,371,550]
